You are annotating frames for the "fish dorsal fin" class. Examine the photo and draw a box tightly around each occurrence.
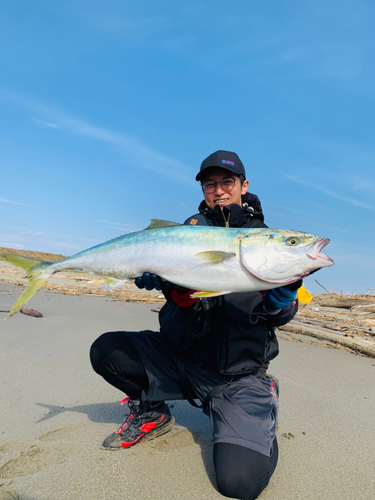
[145,219,182,230]
[103,276,129,291]
[195,251,236,264]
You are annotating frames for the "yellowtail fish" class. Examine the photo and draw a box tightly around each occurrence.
[0,219,333,319]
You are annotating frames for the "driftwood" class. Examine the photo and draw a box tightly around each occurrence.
[291,317,375,337]
[351,303,375,311]
[289,319,345,336]
[278,323,375,358]
[313,298,375,309]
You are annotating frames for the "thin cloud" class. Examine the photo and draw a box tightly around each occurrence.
[181,203,192,210]
[105,225,132,232]
[34,119,60,128]
[0,197,29,206]
[266,206,361,236]
[98,219,128,227]
[0,90,197,188]
[65,120,196,186]
[55,242,82,250]
[286,174,375,210]
[98,219,139,232]
[19,231,44,236]
[353,179,375,192]
[0,224,98,244]
[280,41,363,82]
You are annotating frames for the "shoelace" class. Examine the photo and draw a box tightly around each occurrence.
[115,398,141,434]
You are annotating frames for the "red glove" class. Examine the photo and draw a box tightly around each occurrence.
[170,287,198,307]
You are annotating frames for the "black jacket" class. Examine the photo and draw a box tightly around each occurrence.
[159,193,297,376]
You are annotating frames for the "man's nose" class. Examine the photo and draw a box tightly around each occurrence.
[214,182,225,194]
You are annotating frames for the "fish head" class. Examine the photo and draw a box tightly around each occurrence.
[239,229,334,285]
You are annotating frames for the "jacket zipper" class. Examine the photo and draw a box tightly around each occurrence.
[223,211,231,227]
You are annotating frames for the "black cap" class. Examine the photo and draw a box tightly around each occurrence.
[196,150,246,181]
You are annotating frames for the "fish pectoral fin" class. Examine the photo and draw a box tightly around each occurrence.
[103,277,129,291]
[191,290,231,298]
[195,251,236,264]
[145,219,182,230]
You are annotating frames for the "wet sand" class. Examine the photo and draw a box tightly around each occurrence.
[1,282,374,500]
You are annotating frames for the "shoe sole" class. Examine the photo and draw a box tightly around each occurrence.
[101,416,175,451]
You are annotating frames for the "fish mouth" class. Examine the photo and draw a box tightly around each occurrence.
[305,238,334,264]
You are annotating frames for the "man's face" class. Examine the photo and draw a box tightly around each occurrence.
[201,167,249,210]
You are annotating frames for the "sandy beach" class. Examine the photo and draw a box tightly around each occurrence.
[1,280,375,500]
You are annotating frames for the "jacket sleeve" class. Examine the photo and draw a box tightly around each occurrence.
[160,282,178,302]
[266,300,299,327]
[222,290,298,328]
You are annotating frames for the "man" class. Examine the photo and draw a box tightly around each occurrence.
[90,150,300,500]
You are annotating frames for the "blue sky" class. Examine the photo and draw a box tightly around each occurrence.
[0,0,374,294]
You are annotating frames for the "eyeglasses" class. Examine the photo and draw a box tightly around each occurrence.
[202,177,241,194]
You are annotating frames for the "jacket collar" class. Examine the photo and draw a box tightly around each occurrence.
[198,192,264,227]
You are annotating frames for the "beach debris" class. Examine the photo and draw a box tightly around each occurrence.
[315,279,333,295]
[0,220,333,318]
[297,284,313,303]
[312,298,370,309]
[351,303,375,311]
[20,307,43,318]
[278,292,375,357]
[282,433,295,439]
[278,322,375,357]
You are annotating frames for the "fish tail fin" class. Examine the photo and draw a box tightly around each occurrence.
[0,254,52,319]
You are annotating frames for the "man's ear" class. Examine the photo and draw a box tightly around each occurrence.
[241,179,249,194]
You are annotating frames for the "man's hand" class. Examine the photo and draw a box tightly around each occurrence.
[135,273,169,291]
[264,279,303,314]
[135,274,196,307]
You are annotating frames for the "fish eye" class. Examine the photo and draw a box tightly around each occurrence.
[286,237,299,246]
